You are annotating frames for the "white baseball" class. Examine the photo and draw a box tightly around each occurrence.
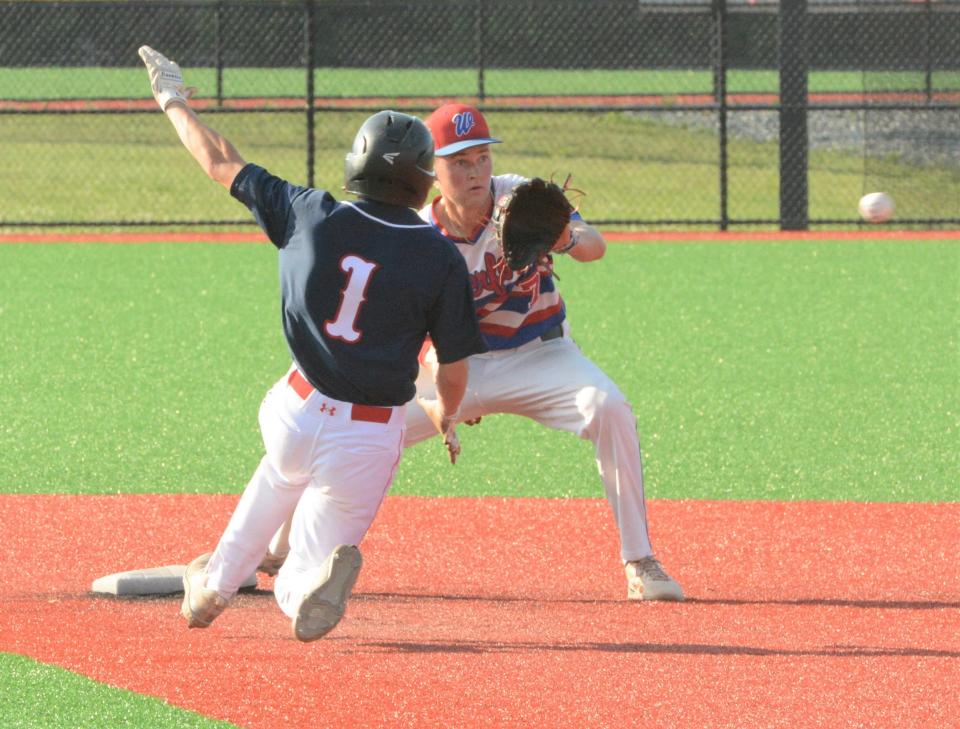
[858,192,895,223]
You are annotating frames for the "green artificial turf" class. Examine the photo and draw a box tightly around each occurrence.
[0,653,237,728]
[398,240,960,502]
[0,243,285,492]
[1,239,956,501]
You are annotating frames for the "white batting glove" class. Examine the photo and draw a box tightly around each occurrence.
[138,45,195,111]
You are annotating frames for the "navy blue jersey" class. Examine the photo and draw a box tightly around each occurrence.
[231,164,486,406]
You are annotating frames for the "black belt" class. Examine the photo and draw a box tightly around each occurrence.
[540,323,563,342]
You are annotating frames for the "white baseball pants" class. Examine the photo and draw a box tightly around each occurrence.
[408,335,655,562]
[204,368,404,617]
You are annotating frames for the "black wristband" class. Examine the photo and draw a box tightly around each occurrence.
[555,230,579,254]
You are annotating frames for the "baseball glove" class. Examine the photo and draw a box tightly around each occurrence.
[494,177,574,271]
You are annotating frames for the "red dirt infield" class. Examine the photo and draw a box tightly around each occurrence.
[2,495,958,728]
[3,230,959,245]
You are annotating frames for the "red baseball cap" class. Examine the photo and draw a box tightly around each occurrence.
[425,103,502,157]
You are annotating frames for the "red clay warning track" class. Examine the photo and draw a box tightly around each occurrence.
[2,495,958,728]
[4,90,960,112]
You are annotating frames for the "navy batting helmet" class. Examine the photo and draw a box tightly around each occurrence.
[344,111,435,209]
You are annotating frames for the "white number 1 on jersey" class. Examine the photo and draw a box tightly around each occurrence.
[324,254,379,343]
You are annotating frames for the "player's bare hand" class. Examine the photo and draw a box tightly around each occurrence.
[443,426,461,465]
[138,45,196,111]
[417,395,462,465]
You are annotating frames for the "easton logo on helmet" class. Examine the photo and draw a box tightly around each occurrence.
[453,111,476,138]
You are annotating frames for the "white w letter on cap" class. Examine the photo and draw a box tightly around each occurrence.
[453,111,475,137]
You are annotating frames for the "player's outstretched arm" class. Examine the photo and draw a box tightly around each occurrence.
[139,45,246,189]
[164,105,247,189]
[555,220,606,262]
[417,359,469,465]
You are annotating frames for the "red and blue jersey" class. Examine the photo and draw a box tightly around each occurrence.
[420,174,576,350]
[232,163,486,406]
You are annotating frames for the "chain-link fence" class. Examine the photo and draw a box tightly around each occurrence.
[1,0,958,229]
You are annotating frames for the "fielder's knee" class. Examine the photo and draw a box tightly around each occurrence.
[577,387,636,439]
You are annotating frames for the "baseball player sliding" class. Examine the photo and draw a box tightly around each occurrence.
[263,103,683,602]
[138,48,486,640]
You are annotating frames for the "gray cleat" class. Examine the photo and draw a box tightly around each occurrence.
[625,556,684,602]
[181,552,230,628]
[258,550,287,577]
[293,545,363,642]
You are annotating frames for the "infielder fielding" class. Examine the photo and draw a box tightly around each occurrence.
[138,48,486,640]
[263,104,683,601]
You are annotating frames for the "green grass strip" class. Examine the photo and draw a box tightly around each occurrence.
[3,111,959,226]
[3,67,958,100]
[0,653,237,729]
[1,240,956,501]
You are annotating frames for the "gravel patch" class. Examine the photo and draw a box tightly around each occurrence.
[644,107,960,167]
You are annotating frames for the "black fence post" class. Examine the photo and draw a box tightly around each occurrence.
[779,0,808,231]
[476,0,486,102]
[714,0,729,231]
[924,0,933,103]
[214,1,224,107]
[304,0,316,188]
